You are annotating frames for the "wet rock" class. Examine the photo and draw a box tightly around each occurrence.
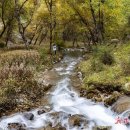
[47,111,70,127]
[37,106,52,115]
[87,92,95,99]
[70,74,82,90]
[43,84,52,92]
[123,82,130,94]
[38,124,66,130]
[79,83,123,104]
[47,124,66,130]
[93,126,111,130]
[77,72,82,79]
[49,112,60,120]
[49,111,69,120]
[121,110,130,126]
[37,109,46,115]
[68,114,88,129]
[111,96,130,114]
[104,91,121,106]
[43,105,52,112]
[80,89,87,97]
[110,39,120,44]
[70,93,75,97]
[94,97,102,102]
[24,113,34,120]
[8,123,26,130]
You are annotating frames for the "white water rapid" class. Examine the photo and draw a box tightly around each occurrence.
[0,51,130,130]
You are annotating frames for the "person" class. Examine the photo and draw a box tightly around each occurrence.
[52,43,57,55]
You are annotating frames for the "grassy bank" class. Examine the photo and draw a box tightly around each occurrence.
[0,44,63,116]
[79,43,130,101]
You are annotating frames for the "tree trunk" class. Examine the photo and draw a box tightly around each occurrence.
[0,0,7,39]
[49,0,53,53]
[89,0,99,43]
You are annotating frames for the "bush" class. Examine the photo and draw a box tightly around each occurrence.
[99,51,114,65]
[7,44,34,50]
[0,65,44,115]
[120,58,130,76]
[0,50,40,67]
[79,44,130,90]
[55,40,65,48]
[38,47,52,66]
[0,47,54,116]
[90,59,104,72]
[38,48,48,61]
[0,42,5,48]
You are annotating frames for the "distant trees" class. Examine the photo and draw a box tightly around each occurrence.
[0,0,130,49]
[0,0,15,40]
[0,0,36,48]
[66,0,110,44]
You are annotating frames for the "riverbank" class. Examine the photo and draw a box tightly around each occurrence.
[0,51,130,130]
[0,45,63,117]
[78,43,130,106]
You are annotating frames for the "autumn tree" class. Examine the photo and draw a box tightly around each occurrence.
[44,0,56,52]
[0,0,16,42]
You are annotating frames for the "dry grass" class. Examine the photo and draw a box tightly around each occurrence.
[0,50,40,67]
[0,64,45,116]
[6,44,34,50]
[0,43,63,116]
[0,49,50,116]
[0,63,48,117]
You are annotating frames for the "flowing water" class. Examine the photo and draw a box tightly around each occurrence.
[0,49,130,130]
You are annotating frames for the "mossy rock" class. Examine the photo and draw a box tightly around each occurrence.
[123,83,130,94]
[104,91,121,106]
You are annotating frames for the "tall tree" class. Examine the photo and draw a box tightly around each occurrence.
[44,0,56,52]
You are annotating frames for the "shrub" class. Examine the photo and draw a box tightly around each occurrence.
[0,42,5,48]
[38,47,52,67]
[7,44,34,50]
[0,50,40,67]
[0,47,54,115]
[120,58,130,76]
[38,48,48,62]
[99,51,114,65]
[90,59,104,72]
[55,40,65,48]
[0,65,44,114]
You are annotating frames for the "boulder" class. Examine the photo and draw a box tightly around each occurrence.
[110,39,120,44]
[124,83,130,94]
[37,105,52,115]
[45,125,66,130]
[37,109,46,115]
[77,72,82,79]
[43,84,52,92]
[48,111,69,121]
[93,126,111,130]
[111,96,130,114]
[8,123,26,130]
[24,113,34,120]
[68,114,88,129]
[104,91,121,106]
[38,124,66,130]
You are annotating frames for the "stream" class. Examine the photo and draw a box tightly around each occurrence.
[0,49,130,130]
